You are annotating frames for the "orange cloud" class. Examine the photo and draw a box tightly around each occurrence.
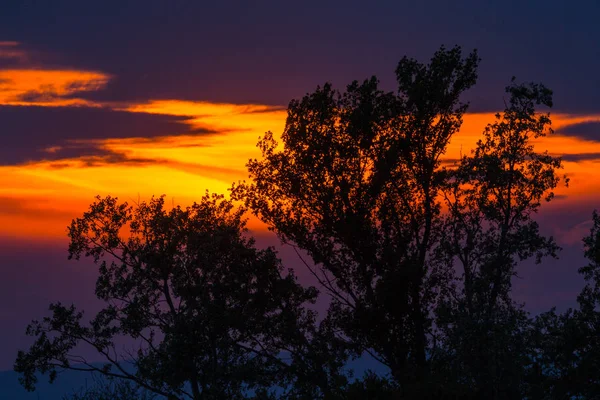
[0,101,287,239]
[0,69,110,107]
[0,66,599,242]
[122,100,286,133]
[1,40,597,247]
[0,42,110,107]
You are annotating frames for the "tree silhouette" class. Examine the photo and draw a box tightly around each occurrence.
[15,193,337,399]
[233,46,566,397]
[15,45,592,399]
[433,79,566,398]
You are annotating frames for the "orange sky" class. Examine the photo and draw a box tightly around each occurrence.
[1,60,599,242]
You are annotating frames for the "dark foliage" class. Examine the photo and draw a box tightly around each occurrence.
[16,46,599,399]
[234,46,481,397]
[15,193,348,399]
[233,46,569,398]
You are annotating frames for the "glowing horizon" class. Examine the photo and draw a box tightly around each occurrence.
[2,106,599,240]
[1,41,599,243]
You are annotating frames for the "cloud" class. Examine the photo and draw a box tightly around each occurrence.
[0,41,27,63]
[42,152,159,169]
[0,42,110,107]
[0,69,110,107]
[0,105,210,164]
[556,121,600,142]
[122,99,287,133]
[0,97,289,241]
[1,42,600,254]
[0,41,288,164]
[560,152,600,162]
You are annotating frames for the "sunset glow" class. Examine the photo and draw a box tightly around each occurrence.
[3,4,600,394]
[0,69,110,107]
[0,101,599,240]
[0,40,599,244]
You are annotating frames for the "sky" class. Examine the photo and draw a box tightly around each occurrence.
[0,0,600,372]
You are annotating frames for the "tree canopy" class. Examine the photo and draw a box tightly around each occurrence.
[15,193,339,399]
[233,46,568,398]
[15,46,599,400]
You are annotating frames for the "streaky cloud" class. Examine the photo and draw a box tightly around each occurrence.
[0,69,110,107]
[561,152,600,162]
[557,121,600,142]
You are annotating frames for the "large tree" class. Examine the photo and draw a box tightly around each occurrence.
[233,46,479,396]
[233,46,566,397]
[15,193,338,399]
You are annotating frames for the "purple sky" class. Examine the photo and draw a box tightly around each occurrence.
[1,0,599,371]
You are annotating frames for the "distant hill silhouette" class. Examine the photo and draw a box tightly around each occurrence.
[3,354,387,399]
[0,362,144,400]
[1,368,94,400]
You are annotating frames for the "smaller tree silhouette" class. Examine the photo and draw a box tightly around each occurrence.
[15,193,330,399]
[433,79,566,397]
